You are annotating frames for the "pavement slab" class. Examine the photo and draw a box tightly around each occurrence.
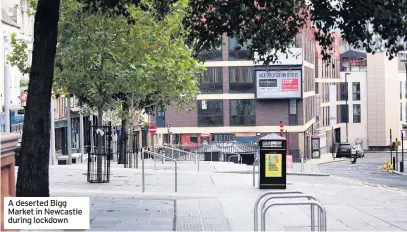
[21,156,407,231]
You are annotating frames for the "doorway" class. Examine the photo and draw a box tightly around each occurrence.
[334,128,341,143]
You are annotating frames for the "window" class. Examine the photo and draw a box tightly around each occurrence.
[405,81,407,99]
[229,67,254,93]
[229,38,251,60]
[401,81,403,99]
[156,106,165,127]
[229,100,255,126]
[339,82,348,101]
[197,100,223,126]
[352,82,360,101]
[337,105,348,123]
[288,99,297,125]
[199,68,223,93]
[353,104,361,123]
[198,46,222,61]
[401,103,403,121]
[213,134,235,142]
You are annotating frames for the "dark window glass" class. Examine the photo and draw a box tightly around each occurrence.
[229,38,251,60]
[353,104,361,123]
[229,67,254,93]
[199,67,223,93]
[337,105,348,123]
[352,82,360,101]
[197,47,222,61]
[288,99,297,125]
[339,82,348,101]
[190,136,198,143]
[229,100,256,126]
[156,106,165,127]
[197,100,223,126]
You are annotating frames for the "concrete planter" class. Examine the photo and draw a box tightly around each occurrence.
[1,133,21,231]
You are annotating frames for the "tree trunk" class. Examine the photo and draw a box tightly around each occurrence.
[118,100,129,164]
[16,0,61,197]
[96,108,104,182]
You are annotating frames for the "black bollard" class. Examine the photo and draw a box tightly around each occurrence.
[393,157,396,170]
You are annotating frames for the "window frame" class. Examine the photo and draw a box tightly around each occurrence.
[228,37,251,60]
[229,99,256,126]
[229,66,255,93]
[352,82,361,101]
[197,100,224,127]
[199,67,224,94]
[339,82,348,101]
[353,104,361,123]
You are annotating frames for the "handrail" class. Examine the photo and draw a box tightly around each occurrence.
[253,158,259,187]
[155,144,200,172]
[141,149,178,192]
[259,194,321,232]
[227,153,242,164]
[261,201,327,232]
[254,191,304,231]
[155,144,199,164]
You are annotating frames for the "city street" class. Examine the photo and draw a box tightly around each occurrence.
[317,153,407,191]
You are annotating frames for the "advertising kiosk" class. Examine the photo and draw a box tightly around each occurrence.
[258,134,287,189]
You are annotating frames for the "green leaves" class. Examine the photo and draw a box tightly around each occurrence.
[54,0,202,121]
[7,33,29,74]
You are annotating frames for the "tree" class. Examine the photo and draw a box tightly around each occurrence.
[14,0,407,196]
[15,0,61,197]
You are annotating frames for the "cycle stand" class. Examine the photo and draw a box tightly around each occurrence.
[254,191,327,232]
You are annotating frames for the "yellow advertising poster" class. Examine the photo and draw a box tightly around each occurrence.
[265,153,282,177]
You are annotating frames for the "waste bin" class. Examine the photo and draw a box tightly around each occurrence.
[258,134,287,189]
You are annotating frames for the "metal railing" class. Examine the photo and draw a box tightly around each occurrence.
[154,144,199,163]
[227,153,242,164]
[253,158,259,187]
[254,191,327,231]
[155,145,200,172]
[142,149,178,192]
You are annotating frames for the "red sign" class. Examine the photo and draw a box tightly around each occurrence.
[148,125,157,134]
[19,93,27,102]
[342,57,366,67]
[279,123,284,133]
[282,79,298,91]
[286,155,293,168]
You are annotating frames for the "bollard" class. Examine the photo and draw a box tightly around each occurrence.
[400,161,404,173]
[393,157,396,170]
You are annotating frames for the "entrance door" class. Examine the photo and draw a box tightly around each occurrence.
[335,128,341,143]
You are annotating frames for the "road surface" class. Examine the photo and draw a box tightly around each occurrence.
[317,153,407,191]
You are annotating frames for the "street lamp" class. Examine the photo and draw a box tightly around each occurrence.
[345,72,351,143]
[167,123,171,145]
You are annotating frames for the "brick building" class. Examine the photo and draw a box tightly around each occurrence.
[151,23,323,159]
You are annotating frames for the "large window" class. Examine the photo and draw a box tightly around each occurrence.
[339,82,348,101]
[198,100,223,126]
[199,67,223,93]
[353,104,361,123]
[156,106,165,127]
[288,99,298,125]
[352,82,360,101]
[229,67,254,93]
[229,38,251,60]
[229,100,256,126]
[198,47,222,61]
[337,105,349,123]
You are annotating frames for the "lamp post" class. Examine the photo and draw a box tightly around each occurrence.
[345,72,351,143]
[167,123,171,145]
[401,54,407,172]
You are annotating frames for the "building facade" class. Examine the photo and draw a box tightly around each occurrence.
[153,29,318,159]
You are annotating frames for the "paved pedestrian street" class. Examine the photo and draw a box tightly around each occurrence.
[27,158,407,231]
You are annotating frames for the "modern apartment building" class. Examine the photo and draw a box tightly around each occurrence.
[152,27,318,159]
[335,48,407,150]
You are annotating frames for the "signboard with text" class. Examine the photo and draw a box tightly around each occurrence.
[256,70,302,99]
[342,57,366,68]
